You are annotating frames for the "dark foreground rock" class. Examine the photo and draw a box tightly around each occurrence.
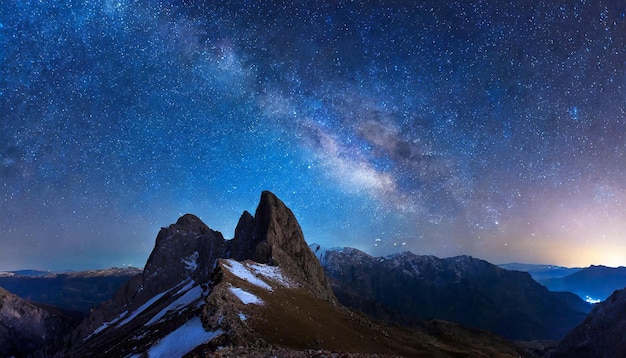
[548,287,626,358]
[0,286,77,357]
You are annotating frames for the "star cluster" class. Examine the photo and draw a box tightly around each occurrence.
[1,0,625,270]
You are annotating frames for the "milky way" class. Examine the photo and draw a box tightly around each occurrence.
[1,1,625,270]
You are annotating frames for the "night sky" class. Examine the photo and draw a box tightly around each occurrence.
[2,0,626,271]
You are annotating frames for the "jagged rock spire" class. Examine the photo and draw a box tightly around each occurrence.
[236,191,336,302]
[136,192,335,307]
[62,191,336,356]
[229,210,257,261]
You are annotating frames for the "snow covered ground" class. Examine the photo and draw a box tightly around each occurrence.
[147,281,205,325]
[181,251,199,272]
[222,259,291,291]
[247,261,292,287]
[223,260,273,290]
[84,310,128,341]
[116,289,169,328]
[86,280,194,340]
[229,286,263,305]
[130,317,222,358]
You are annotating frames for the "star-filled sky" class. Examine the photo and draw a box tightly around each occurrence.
[1,0,626,271]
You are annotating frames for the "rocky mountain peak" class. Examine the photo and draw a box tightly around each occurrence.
[56,191,336,357]
[229,210,257,261]
[174,213,211,233]
[135,214,227,309]
[249,191,336,302]
[229,192,336,302]
[251,190,305,264]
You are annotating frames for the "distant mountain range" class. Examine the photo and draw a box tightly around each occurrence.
[0,267,141,314]
[498,263,582,281]
[2,192,624,357]
[313,246,591,341]
[498,263,626,303]
[0,269,53,277]
[539,265,626,302]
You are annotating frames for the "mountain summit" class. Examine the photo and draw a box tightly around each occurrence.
[230,191,335,302]
[45,191,530,357]
[48,192,341,357]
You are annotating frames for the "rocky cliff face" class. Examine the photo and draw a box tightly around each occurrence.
[138,213,228,306]
[548,287,626,358]
[45,191,539,357]
[314,245,591,341]
[51,191,337,357]
[0,286,76,357]
[231,191,336,303]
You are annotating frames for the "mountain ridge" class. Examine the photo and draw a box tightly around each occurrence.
[37,191,535,357]
[497,263,582,281]
[0,267,141,314]
[313,244,591,341]
[47,191,344,357]
[539,265,626,302]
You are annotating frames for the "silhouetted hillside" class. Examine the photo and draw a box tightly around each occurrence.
[315,246,591,341]
[540,265,626,302]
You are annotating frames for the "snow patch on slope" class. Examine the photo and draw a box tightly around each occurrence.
[249,262,291,287]
[116,292,167,328]
[147,282,205,325]
[222,259,291,291]
[144,316,222,357]
[116,280,186,328]
[84,310,128,341]
[181,251,199,272]
[229,286,263,305]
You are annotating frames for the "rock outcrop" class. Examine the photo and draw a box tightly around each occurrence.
[0,286,76,357]
[139,213,227,305]
[231,191,336,302]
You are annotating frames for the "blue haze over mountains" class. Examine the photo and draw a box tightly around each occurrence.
[539,265,626,302]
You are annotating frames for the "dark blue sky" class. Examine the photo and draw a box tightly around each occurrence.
[1,0,625,270]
